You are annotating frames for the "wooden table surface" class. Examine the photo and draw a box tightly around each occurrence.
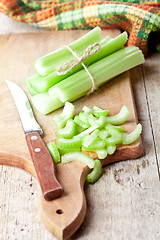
[0,13,160,240]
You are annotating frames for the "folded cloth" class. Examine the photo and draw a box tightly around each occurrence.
[0,0,159,54]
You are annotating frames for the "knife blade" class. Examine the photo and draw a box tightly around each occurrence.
[6,80,63,201]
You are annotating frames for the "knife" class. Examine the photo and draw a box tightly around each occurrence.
[6,80,63,201]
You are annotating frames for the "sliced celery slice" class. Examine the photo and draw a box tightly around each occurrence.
[105,128,123,145]
[105,105,129,125]
[107,145,116,155]
[93,106,109,117]
[86,159,103,183]
[99,129,110,140]
[47,142,60,163]
[61,152,95,169]
[56,119,77,139]
[56,137,82,149]
[53,102,75,129]
[82,129,100,148]
[58,147,80,155]
[82,106,93,114]
[122,123,142,145]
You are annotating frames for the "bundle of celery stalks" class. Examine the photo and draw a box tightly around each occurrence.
[25,27,145,115]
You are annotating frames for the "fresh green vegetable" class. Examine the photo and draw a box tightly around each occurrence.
[74,114,90,129]
[105,128,123,145]
[95,149,108,159]
[93,106,109,117]
[99,129,110,140]
[82,129,100,148]
[86,159,103,183]
[56,137,82,149]
[56,119,77,139]
[31,92,63,115]
[46,46,144,113]
[53,101,75,129]
[107,145,117,155]
[47,142,60,163]
[58,147,80,155]
[82,105,93,114]
[46,103,143,184]
[61,152,95,169]
[34,27,103,76]
[26,31,128,95]
[122,123,142,145]
[105,105,130,125]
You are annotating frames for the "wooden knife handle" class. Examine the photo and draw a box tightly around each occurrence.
[25,132,63,201]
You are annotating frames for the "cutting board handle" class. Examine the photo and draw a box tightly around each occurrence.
[39,162,90,240]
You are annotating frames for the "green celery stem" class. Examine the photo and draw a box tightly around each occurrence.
[32,46,144,115]
[34,27,103,76]
[25,32,127,94]
[49,46,145,103]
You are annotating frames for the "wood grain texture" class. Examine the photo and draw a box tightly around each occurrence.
[0,29,143,239]
[0,19,159,240]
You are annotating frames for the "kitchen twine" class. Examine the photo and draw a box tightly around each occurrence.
[56,43,101,94]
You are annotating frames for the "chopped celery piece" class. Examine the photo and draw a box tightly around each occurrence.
[75,117,106,139]
[88,114,98,125]
[99,129,110,140]
[76,125,86,134]
[31,92,63,115]
[56,119,77,139]
[93,106,109,117]
[88,115,106,129]
[82,106,93,114]
[107,145,116,155]
[84,138,106,150]
[105,123,123,132]
[58,147,80,155]
[61,152,95,169]
[82,129,100,148]
[79,112,90,123]
[105,105,130,125]
[105,128,123,145]
[53,102,75,129]
[35,27,103,76]
[74,115,90,129]
[95,149,108,159]
[47,142,60,163]
[56,137,82,149]
[86,160,103,183]
[122,123,142,145]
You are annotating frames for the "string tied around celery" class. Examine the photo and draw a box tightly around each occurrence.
[56,43,101,94]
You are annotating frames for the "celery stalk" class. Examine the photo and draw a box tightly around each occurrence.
[26,32,127,95]
[48,46,144,105]
[31,92,63,115]
[32,46,144,114]
[34,27,103,76]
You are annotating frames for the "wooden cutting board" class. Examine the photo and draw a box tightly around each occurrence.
[0,30,142,240]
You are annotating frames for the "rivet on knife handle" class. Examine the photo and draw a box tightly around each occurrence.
[26,132,63,201]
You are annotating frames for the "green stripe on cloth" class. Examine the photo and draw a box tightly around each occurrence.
[0,1,159,54]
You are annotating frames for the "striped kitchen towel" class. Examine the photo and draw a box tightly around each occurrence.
[0,0,160,54]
